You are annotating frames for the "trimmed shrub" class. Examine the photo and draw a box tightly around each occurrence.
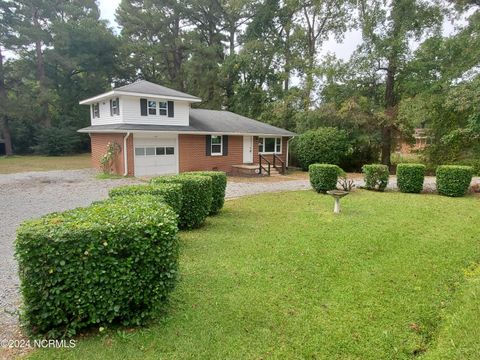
[109,183,183,214]
[362,164,389,191]
[396,163,426,193]
[309,164,342,193]
[15,195,179,338]
[436,165,473,197]
[151,175,213,229]
[293,127,351,171]
[184,171,227,215]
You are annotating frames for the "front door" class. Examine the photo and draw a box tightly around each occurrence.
[243,136,253,163]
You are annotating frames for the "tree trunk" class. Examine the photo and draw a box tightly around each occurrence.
[32,8,50,127]
[283,25,291,92]
[382,60,396,168]
[0,46,13,155]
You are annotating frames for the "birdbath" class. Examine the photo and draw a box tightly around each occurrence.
[326,190,349,214]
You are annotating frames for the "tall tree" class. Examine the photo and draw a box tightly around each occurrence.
[357,0,443,167]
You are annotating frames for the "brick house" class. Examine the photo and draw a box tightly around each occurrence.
[79,80,295,177]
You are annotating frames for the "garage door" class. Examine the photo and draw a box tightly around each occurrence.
[134,135,178,176]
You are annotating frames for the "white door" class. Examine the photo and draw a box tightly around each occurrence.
[134,135,178,176]
[243,136,253,163]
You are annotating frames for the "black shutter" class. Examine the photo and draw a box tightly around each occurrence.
[222,135,228,156]
[91,104,94,118]
[167,101,174,117]
[116,97,120,115]
[109,99,113,116]
[206,135,211,156]
[140,98,147,116]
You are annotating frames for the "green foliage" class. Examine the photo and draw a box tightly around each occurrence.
[396,163,426,193]
[151,175,212,229]
[109,183,183,214]
[99,142,121,174]
[15,195,179,338]
[293,127,350,171]
[36,127,82,156]
[308,164,342,193]
[362,164,389,192]
[183,171,227,215]
[436,165,473,197]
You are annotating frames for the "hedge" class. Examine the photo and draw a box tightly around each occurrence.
[362,164,389,191]
[15,195,179,338]
[436,165,473,197]
[151,175,212,229]
[396,163,425,193]
[309,164,342,193]
[293,127,350,170]
[109,183,183,214]
[184,171,227,215]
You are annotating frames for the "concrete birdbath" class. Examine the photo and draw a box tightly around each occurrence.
[326,190,350,214]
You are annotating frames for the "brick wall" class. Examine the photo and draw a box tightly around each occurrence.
[178,134,244,173]
[90,133,134,176]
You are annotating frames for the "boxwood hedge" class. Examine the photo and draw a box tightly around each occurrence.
[109,183,183,214]
[151,174,212,229]
[396,163,425,193]
[15,195,179,338]
[362,164,389,192]
[436,165,473,197]
[184,171,227,215]
[309,164,342,193]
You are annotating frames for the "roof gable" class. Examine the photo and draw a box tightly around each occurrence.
[114,80,201,101]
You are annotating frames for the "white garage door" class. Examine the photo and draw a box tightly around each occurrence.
[134,135,178,176]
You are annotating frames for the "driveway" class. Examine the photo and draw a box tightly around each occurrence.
[0,169,478,352]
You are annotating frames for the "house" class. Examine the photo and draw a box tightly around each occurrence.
[78,80,295,177]
[395,127,429,154]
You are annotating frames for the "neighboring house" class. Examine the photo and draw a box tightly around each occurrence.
[78,80,295,176]
[396,127,429,154]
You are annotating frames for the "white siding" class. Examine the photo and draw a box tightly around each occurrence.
[90,100,122,126]
[121,95,190,126]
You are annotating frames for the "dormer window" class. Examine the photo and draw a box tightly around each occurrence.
[148,100,157,115]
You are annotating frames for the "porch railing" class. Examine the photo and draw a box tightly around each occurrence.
[272,154,286,174]
[258,154,271,176]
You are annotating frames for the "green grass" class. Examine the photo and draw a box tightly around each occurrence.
[0,154,91,174]
[29,190,480,359]
[95,173,126,180]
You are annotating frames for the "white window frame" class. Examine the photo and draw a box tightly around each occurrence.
[147,100,157,115]
[92,103,100,118]
[159,101,168,116]
[111,98,119,115]
[259,137,282,154]
[135,146,175,156]
[211,135,223,156]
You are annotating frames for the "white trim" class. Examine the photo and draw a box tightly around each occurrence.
[123,132,131,176]
[79,90,201,105]
[79,129,294,137]
[211,135,223,156]
[258,137,282,155]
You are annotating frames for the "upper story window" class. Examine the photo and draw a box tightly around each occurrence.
[141,98,173,117]
[259,137,281,154]
[211,135,223,155]
[92,103,100,118]
[110,98,119,116]
[159,101,167,116]
[148,100,157,115]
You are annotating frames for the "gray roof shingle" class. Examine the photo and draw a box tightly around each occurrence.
[115,80,201,101]
[78,108,295,136]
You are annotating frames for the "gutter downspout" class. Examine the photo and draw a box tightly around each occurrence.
[286,136,295,168]
[123,132,131,176]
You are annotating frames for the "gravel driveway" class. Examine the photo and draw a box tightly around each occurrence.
[1,169,478,353]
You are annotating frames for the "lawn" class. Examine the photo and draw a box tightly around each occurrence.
[29,190,479,359]
[0,154,91,174]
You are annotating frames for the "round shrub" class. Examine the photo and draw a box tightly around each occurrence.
[184,171,227,215]
[362,164,389,191]
[151,174,213,229]
[396,163,425,193]
[309,164,342,193]
[15,195,179,338]
[293,127,351,171]
[109,183,183,214]
[436,165,473,197]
